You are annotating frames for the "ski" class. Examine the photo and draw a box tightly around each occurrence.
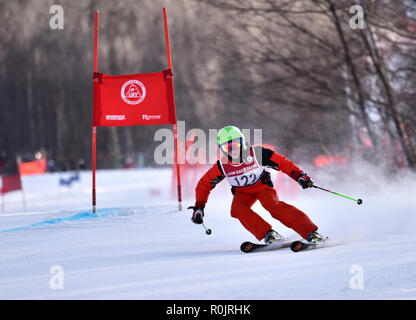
[290,237,329,252]
[240,238,294,253]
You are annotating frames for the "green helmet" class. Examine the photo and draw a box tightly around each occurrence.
[217,126,246,147]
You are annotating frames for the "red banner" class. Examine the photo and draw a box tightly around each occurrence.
[0,174,22,194]
[19,158,47,176]
[93,69,176,127]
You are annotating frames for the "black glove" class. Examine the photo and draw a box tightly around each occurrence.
[297,173,313,189]
[188,203,205,224]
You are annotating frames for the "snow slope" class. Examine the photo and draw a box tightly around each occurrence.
[1,167,416,299]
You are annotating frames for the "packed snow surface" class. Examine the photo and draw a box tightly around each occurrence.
[1,167,415,299]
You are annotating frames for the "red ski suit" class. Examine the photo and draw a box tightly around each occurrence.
[194,146,317,241]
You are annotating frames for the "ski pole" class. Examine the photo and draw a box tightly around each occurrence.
[313,185,363,205]
[202,223,212,235]
[188,205,212,235]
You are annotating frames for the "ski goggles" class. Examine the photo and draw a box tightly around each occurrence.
[219,139,242,153]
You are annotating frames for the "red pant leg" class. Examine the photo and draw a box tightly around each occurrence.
[257,188,317,239]
[230,191,272,241]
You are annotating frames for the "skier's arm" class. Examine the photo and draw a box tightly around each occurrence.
[254,146,305,181]
[194,161,225,208]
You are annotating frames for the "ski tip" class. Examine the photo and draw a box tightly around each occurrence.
[290,237,329,252]
[240,241,254,253]
[290,241,305,252]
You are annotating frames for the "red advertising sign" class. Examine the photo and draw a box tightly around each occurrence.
[93,69,176,127]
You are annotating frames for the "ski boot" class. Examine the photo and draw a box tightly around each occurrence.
[306,230,325,244]
[264,229,282,244]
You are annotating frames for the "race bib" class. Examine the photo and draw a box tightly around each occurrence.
[219,147,264,187]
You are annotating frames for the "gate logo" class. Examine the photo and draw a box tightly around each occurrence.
[121,80,146,105]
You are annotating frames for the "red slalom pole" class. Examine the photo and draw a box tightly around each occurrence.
[163,8,182,211]
[92,11,99,213]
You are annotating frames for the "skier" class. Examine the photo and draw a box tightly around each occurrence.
[189,126,324,245]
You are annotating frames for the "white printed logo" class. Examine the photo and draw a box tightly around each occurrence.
[106,115,126,121]
[142,114,161,120]
[121,80,146,105]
